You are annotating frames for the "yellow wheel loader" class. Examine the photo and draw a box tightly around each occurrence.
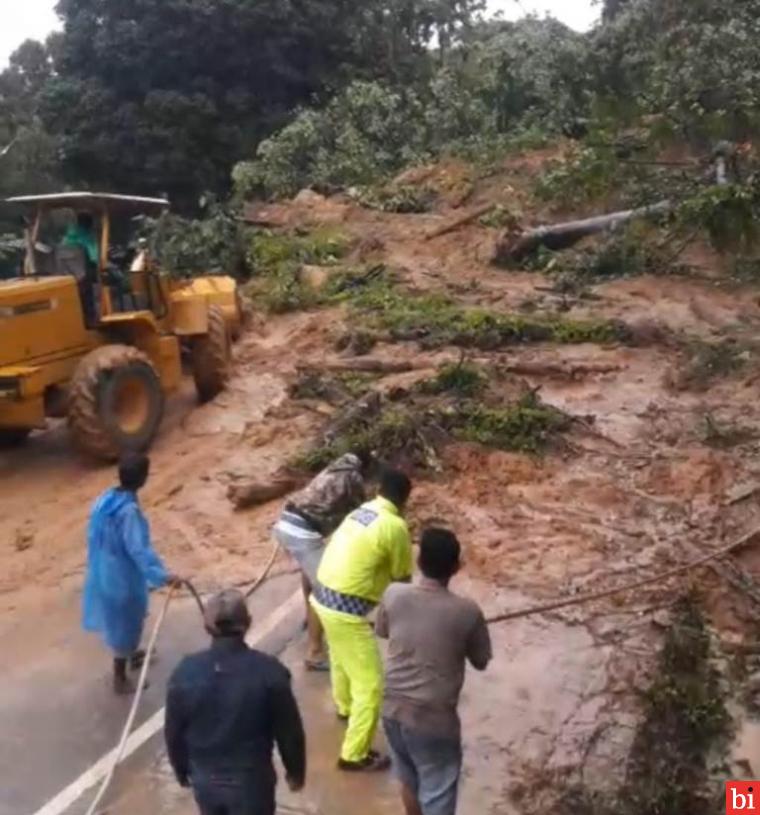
[0,192,243,460]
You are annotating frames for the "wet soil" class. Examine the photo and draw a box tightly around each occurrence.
[5,148,760,810]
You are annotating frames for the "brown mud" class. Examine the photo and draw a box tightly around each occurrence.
[5,147,760,810]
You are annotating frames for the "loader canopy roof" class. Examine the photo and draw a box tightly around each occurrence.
[6,192,170,216]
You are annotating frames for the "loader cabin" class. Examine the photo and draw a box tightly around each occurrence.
[0,193,232,459]
[6,192,170,326]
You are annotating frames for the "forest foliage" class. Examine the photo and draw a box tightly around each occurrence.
[2,0,760,269]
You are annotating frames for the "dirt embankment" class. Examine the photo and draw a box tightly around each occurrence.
[4,147,760,809]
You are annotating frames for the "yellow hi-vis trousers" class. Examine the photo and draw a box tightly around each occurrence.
[311,599,383,762]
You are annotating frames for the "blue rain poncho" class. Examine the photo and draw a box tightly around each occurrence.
[82,488,169,656]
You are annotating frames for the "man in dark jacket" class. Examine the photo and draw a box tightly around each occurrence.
[165,589,306,815]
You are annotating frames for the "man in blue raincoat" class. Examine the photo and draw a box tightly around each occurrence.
[83,453,182,694]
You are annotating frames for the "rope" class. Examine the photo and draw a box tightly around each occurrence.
[85,584,177,815]
[486,525,760,625]
[85,536,284,815]
[245,538,282,599]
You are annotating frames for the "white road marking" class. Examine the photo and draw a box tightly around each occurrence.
[32,588,303,815]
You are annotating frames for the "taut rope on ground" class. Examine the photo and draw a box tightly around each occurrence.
[486,525,760,625]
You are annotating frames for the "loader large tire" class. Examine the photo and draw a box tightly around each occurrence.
[191,306,231,402]
[232,288,253,341]
[68,345,164,461]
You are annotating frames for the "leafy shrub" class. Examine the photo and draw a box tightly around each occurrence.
[358,184,437,214]
[452,392,571,454]
[420,362,487,397]
[233,19,594,199]
[143,205,248,278]
[677,183,760,253]
[234,82,429,199]
[332,272,630,348]
[247,228,350,312]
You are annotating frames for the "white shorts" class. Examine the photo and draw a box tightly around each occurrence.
[273,512,325,585]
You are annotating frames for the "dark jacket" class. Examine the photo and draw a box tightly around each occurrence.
[165,638,306,798]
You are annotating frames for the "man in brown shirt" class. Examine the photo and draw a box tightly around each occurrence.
[273,451,371,670]
[376,528,492,815]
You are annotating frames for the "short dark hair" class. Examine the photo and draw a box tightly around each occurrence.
[353,448,374,474]
[419,528,461,581]
[379,467,412,508]
[119,453,150,491]
[77,212,94,230]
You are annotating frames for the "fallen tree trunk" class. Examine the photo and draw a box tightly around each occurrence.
[494,200,672,265]
[299,358,416,374]
[501,361,623,379]
[425,204,494,241]
[227,475,300,510]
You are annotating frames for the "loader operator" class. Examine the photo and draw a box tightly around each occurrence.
[61,212,99,325]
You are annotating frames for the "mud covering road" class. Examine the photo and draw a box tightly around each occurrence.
[7,149,760,811]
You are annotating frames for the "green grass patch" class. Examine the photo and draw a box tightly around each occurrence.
[419,361,487,397]
[294,387,572,473]
[358,184,437,214]
[451,392,571,454]
[247,227,350,313]
[327,270,629,349]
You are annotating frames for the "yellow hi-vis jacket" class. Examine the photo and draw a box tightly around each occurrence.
[317,496,412,603]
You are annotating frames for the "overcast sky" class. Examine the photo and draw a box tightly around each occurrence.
[0,0,599,67]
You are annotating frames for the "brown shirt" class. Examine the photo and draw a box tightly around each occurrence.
[288,453,365,535]
[376,578,492,740]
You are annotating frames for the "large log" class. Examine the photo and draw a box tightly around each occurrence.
[425,204,494,241]
[306,358,416,374]
[227,475,299,510]
[494,200,672,265]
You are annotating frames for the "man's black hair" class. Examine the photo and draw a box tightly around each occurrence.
[378,467,412,508]
[353,448,374,474]
[77,212,95,230]
[419,528,461,582]
[119,453,150,492]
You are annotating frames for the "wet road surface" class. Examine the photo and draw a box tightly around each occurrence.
[3,575,620,815]
[0,574,300,815]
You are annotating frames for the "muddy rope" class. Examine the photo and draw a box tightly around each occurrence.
[85,538,283,815]
[485,524,760,625]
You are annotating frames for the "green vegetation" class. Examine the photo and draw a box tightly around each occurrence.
[330,270,630,348]
[289,370,377,404]
[559,596,729,815]
[677,183,760,254]
[295,380,573,472]
[358,184,437,214]
[451,392,571,453]
[246,228,350,313]
[142,204,248,278]
[623,597,729,815]
[420,361,487,397]
[294,405,429,473]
